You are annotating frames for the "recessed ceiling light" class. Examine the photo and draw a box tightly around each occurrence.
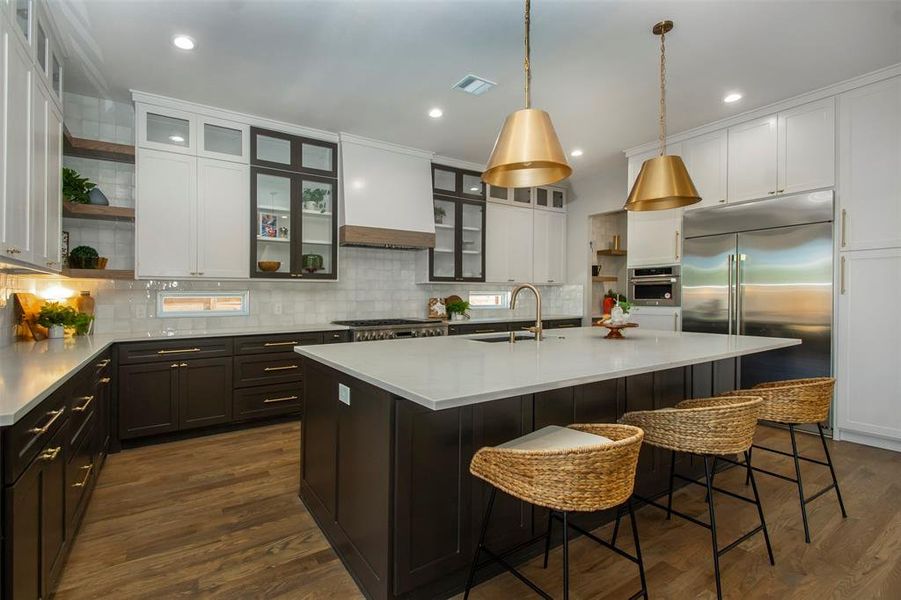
[723,92,742,104]
[428,108,443,119]
[169,135,185,143]
[570,149,584,157]
[172,35,195,50]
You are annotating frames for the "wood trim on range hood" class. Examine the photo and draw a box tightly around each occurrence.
[339,225,435,249]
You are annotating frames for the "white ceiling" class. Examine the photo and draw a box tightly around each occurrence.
[56,0,901,178]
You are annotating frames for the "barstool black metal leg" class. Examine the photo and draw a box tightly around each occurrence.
[463,488,496,599]
[745,445,754,486]
[704,456,723,600]
[628,498,649,599]
[542,509,554,568]
[745,450,775,566]
[666,449,676,518]
[788,424,812,543]
[818,423,848,518]
[611,504,622,547]
[562,511,570,600]
[706,455,718,503]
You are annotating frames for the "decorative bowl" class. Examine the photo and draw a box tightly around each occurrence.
[257,261,281,272]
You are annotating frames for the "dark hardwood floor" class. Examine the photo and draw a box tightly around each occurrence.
[55,422,901,599]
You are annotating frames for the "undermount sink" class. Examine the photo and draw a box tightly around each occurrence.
[471,334,564,343]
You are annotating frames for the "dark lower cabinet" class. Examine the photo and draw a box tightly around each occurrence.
[179,358,233,430]
[119,362,180,439]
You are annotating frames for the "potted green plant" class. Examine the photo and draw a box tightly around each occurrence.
[445,299,470,321]
[67,245,99,269]
[302,188,330,212]
[36,302,94,338]
[434,206,447,224]
[62,168,96,205]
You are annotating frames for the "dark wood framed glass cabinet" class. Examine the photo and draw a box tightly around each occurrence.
[250,127,338,279]
[429,164,487,282]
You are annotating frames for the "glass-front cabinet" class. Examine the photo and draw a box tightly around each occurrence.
[534,185,567,212]
[250,127,338,279]
[429,164,486,282]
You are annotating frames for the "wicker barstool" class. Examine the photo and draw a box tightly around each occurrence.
[463,423,646,600]
[716,377,847,543]
[618,396,773,600]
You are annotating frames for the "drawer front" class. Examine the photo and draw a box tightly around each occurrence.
[448,323,509,335]
[322,330,351,344]
[233,353,303,388]
[118,338,233,365]
[5,390,69,485]
[66,416,97,532]
[234,332,321,355]
[233,383,302,421]
[544,318,581,330]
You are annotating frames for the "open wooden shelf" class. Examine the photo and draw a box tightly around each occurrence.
[596,249,627,257]
[592,276,619,283]
[63,128,135,164]
[62,201,135,222]
[62,268,135,280]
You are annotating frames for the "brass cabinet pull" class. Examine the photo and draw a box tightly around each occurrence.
[72,463,94,488]
[156,348,201,355]
[28,408,65,435]
[840,256,846,295]
[777,189,785,193]
[263,395,298,404]
[840,209,847,247]
[674,231,681,260]
[39,446,62,462]
[474,329,497,334]
[263,341,298,347]
[170,363,179,368]
[264,365,299,372]
[73,395,94,412]
[96,359,110,367]
[179,363,188,367]
[100,377,111,384]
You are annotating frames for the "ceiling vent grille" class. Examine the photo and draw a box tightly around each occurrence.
[452,74,497,96]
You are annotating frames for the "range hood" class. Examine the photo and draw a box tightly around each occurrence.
[339,133,436,249]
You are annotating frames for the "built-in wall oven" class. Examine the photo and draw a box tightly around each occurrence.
[628,265,680,307]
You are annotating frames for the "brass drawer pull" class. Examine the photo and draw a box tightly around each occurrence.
[28,408,65,435]
[72,463,94,488]
[264,365,299,372]
[474,329,497,334]
[96,359,110,367]
[263,395,299,404]
[100,377,111,384]
[73,395,94,412]
[262,341,298,347]
[39,446,62,462]
[156,348,201,355]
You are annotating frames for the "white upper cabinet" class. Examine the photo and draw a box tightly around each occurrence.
[533,210,566,284]
[838,75,901,251]
[3,34,32,263]
[727,116,778,202]
[681,130,727,209]
[198,116,249,163]
[485,202,533,283]
[136,149,197,278]
[486,184,533,207]
[778,98,835,194]
[533,185,567,212]
[137,104,197,155]
[45,102,62,268]
[30,76,48,268]
[627,208,682,267]
[196,158,249,278]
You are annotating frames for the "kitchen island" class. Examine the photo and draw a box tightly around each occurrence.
[294,327,799,600]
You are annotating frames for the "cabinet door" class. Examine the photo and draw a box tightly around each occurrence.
[838,76,901,251]
[534,185,567,212]
[3,36,32,262]
[118,362,180,439]
[533,210,566,284]
[298,175,338,279]
[728,116,778,202]
[629,306,681,331]
[682,130,727,209]
[137,104,196,155]
[251,167,295,277]
[459,200,485,281]
[45,104,62,269]
[179,357,233,430]
[30,77,48,268]
[251,127,296,171]
[836,249,901,443]
[485,203,532,283]
[778,98,835,194]
[626,209,683,267]
[136,149,197,278]
[196,158,249,278]
[198,116,248,163]
[431,196,458,281]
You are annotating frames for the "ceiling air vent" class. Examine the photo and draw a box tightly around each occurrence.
[452,74,497,96]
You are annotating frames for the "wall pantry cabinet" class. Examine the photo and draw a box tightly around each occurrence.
[485,202,532,283]
[532,210,565,284]
[2,25,33,263]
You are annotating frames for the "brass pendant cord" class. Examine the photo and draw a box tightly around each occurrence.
[524,0,531,109]
[658,27,666,157]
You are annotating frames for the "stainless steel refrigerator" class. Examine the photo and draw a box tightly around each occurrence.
[682,191,834,389]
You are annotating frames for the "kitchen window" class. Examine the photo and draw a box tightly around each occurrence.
[157,291,249,317]
[469,291,511,309]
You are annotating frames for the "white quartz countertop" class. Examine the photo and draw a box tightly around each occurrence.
[450,314,583,324]
[0,323,348,425]
[294,327,800,411]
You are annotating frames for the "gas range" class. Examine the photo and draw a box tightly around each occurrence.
[332,318,448,342]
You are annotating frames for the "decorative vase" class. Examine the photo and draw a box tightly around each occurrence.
[88,188,110,206]
[610,304,625,324]
[451,313,465,321]
[48,324,64,339]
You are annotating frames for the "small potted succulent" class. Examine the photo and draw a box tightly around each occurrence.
[36,302,93,339]
[445,299,470,321]
[67,245,100,269]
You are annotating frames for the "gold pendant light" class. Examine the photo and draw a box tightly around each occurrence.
[482,0,571,188]
[625,20,701,211]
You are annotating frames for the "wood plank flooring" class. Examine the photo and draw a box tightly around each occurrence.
[55,422,901,599]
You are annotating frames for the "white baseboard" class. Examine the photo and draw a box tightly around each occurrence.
[834,429,901,452]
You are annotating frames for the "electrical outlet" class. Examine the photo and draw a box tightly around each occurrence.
[338,384,351,406]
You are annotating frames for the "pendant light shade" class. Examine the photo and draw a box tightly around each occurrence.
[624,20,701,211]
[482,108,571,188]
[482,0,571,188]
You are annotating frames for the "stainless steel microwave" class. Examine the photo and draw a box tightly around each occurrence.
[628,266,680,307]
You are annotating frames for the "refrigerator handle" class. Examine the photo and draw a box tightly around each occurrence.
[735,254,745,334]
[727,254,734,335]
